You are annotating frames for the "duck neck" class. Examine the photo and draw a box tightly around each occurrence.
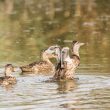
[5,68,12,77]
[61,50,70,68]
[64,54,72,63]
[42,52,52,64]
[56,48,61,63]
[66,55,71,60]
[72,45,80,57]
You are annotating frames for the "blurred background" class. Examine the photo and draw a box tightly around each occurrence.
[0,0,110,74]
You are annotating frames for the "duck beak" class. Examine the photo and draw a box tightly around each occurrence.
[79,42,85,46]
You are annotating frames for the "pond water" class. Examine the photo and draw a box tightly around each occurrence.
[0,73,110,110]
[0,0,110,110]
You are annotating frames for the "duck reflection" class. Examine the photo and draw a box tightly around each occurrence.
[2,84,16,91]
[56,79,78,93]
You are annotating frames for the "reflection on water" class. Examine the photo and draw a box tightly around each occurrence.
[0,0,110,110]
[56,80,77,93]
[0,74,110,110]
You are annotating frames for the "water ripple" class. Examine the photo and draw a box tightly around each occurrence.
[0,74,110,110]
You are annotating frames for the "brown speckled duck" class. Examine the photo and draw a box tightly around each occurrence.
[20,45,60,74]
[54,41,84,80]
[0,64,16,86]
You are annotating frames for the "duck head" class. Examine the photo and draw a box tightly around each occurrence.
[44,45,61,62]
[72,41,85,57]
[5,64,14,77]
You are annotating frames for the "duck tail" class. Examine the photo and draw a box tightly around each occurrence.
[20,66,33,72]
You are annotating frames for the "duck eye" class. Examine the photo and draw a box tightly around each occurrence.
[54,47,57,49]
[62,51,65,53]
[49,47,54,50]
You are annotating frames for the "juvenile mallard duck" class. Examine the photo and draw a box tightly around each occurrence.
[20,45,60,74]
[0,64,16,86]
[54,41,84,80]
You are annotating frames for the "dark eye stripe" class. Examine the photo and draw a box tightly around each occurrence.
[72,40,77,44]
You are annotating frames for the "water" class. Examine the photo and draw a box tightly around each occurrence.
[0,0,110,110]
[0,74,110,110]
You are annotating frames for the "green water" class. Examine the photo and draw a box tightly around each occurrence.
[0,0,110,110]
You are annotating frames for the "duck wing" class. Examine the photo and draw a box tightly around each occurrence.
[20,61,47,72]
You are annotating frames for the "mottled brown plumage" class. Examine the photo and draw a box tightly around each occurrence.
[20,45,60,74]
[54,41,84,80]
[54,47,75,80]
[0,64,16,86]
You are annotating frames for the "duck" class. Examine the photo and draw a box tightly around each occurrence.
[54,41,84,80]
[0,64,17,86]
[20,45,61,74]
